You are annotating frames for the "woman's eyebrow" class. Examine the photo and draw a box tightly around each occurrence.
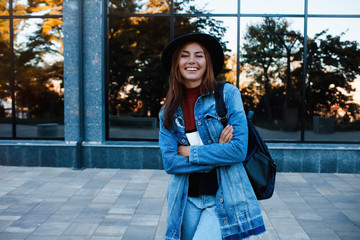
[181,50,204,54]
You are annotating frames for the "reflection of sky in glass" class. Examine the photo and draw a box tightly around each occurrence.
[175,0,237,13]
[210,17,238,54]
[308,18,360,42]
[309,0,360,14]
[241,0,304,14]
[195,0,360,42]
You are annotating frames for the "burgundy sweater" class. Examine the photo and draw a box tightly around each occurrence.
[182,86,218,197]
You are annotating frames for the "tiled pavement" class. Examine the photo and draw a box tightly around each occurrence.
[0,166,359,240]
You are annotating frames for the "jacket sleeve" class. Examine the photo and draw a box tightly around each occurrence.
[188,84,248,166]
[159,110,214,175]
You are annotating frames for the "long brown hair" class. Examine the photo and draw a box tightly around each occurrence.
[162,41,217,130]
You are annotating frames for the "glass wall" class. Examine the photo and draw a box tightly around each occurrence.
[107,0,360,143]
[0,0,64,139]
[305,17,360,142]
[239,17,304,141]
[107,15,170,140]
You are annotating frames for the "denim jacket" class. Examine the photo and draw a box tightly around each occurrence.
[159,83,265,240]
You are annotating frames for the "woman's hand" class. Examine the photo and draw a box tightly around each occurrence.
[177,125,233,157]
[178,145,190,157]
[219,125,234,143]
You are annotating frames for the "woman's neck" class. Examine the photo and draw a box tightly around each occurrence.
[183,79,202,88]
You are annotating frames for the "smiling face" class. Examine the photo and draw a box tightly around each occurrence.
[178,42,207,88]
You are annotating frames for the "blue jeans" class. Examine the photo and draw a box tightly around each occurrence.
[181,195,222,240]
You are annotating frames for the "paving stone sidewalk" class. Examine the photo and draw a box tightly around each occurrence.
[0,166,359,240]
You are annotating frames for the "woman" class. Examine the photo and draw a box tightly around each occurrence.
[159,33,265,240]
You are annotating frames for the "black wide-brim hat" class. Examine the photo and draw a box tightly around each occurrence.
[162,33,224,77]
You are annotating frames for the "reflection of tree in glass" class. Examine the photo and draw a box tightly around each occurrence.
[1,0,64,121]
[0,19,11,102]
[293,30,360,126]
[0,0,27,103]
[242,17,360,129]
[108,0,228,118]
[242,17,295,122]
[27,0,62,14]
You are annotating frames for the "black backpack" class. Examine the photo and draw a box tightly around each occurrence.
[215,82,276,200]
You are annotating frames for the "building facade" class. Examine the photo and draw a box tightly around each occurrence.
[0,0,359,173]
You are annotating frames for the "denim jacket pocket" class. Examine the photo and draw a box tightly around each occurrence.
[204,111,224,143]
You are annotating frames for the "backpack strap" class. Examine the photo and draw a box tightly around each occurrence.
[215,82,228,128]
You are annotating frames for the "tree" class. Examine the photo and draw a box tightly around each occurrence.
[27,0,63,53]
[0,0,28,101]
[0,0,64,122]
[242,17,296,122]
[293,30,360,124]
[16,61,64,119]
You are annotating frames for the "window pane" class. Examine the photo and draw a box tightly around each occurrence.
[108,17,169,140]
[109,0,170,14]
[308,18,360,43]
[12,0,62,16]
[309,0,360,14]
[14,18,64,139]
[241,0,304,14]
[0,19,12,138]
[175,0,237,14]
[305,18,360,142]
[240,17,304,141]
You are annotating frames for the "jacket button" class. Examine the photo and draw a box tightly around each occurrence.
[220,198,224,203]
[198,122,202,126]
[223,220,228,224]
[208,140,212,144]
[182,139,186,143]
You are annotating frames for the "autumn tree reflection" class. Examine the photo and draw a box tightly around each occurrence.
[0,0,63,126]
